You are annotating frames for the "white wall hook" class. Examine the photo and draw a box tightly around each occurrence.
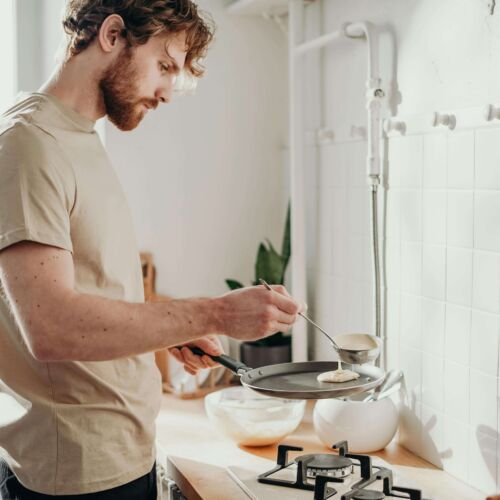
[316,128,335,144]
[350,125,367,139]
[432,112,456,129]
[383,119,406,135]
[484,104,500,121]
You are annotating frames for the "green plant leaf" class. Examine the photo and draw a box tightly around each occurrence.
[225,279,244,290]
[255,241,285,285]
[281,202,291,269]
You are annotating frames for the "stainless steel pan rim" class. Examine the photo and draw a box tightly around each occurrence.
[190,348,386,400]
[239,361,385,400]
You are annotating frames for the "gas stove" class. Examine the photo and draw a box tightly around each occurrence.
[227,441,431,500]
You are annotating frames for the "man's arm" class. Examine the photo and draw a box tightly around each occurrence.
[0,242,299,362]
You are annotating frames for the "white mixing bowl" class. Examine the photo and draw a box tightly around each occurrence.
[313,395,399,453]
[205,386,306,447]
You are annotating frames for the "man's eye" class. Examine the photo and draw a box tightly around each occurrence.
[160,63,169,73]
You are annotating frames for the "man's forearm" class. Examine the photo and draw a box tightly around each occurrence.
[0,243,300,363]
[30,292,223,362]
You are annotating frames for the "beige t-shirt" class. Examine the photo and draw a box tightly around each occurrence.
[0,93,162,495]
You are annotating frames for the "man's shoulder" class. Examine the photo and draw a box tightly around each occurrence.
[0,98,59,162]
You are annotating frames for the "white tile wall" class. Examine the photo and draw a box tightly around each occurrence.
[312,124,500,493]
[388,128,500,492]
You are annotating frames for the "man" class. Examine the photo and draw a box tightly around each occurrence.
[0,1,302,498]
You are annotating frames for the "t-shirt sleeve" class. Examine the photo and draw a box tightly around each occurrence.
[0,123,75,253]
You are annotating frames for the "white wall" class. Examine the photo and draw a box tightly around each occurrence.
[106,0,289,298]
[304,0,500,494]
[16,0,290,304]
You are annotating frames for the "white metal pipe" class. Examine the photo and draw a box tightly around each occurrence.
[345,22,383,180]
[293,21,383,179]
[294,29,344,55]
[288,0,308,362]
[289,17,386,366]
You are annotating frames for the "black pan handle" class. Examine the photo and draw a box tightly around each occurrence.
[189,347,250,375]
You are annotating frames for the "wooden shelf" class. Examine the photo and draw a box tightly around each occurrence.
[226,0,290,16]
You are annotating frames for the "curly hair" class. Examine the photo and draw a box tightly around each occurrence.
[62,0,215,77]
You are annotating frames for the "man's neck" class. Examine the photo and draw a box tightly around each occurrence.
[39,53,106,123]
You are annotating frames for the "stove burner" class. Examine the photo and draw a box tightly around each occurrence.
[256,442,424,500]
[352,490,385,500]
[296,453,353,478]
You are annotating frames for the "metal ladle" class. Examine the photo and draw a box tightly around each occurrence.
[259,279,381,365]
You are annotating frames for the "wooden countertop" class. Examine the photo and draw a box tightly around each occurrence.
[155,393,484,500]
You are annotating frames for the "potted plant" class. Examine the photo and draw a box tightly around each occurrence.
[225,204,292,367]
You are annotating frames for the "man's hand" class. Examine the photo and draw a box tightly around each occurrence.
[216,284,304,342]
[168,334,224,375]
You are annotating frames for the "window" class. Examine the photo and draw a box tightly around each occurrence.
[0,0,16,113]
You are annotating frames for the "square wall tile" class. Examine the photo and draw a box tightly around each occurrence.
[331,277,348,336]
[442,417,469,480]
[347,235,367,282]
[332,229,348,276]
[386,338,400,370]
[314,272,335,334]
[422,353,444,411]
[469,369,497,431]
[446,247,473,306]
[423,133,447,188]
[386,289,401,343]
[422,298,445,356]
[470,310,499,377]
[447,131,474,189]
[445,303,471,365]
[400,344,422,403]
[400,189,422,242]
[396,136,423,188]
[332,188,347,231]
[386,189,401,240]
[387,137,402,188]
[419,404,445,467]
[346,143,367,188]
[401,243,422,295]
[447,190,474,248]
[401,293,422,349]
[474,191,500,252]
[444,360,470,424]
[468,428,498,494]
[475,128,500,189]
[472,251,500,314]
[347,187,370,237]
[422,190,447,245]
[422,245,446,300]
[320,145,346,188]
[317,188,334,274]
[385,238,401,291]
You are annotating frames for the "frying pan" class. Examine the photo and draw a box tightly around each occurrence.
[191,348,385,400]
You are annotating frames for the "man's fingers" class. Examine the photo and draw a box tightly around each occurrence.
[273,309,297,325]
[191,336,223,357]
[184,365,197,375]
[269,284,291,297]
[275,322,293,333]
[268,285,307,314]
[202,354,219,368]
[181,346,208,369]
[269,290,301,315]
[169,348,183,363]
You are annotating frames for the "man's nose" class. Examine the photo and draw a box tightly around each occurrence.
[156,77,174,104]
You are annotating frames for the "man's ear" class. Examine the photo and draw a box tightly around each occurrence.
[98,14,126,53]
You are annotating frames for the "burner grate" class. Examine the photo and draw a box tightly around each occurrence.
[256,441,425,500]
